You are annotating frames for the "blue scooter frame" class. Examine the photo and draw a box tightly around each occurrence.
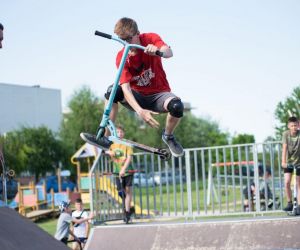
[80,31,170,160]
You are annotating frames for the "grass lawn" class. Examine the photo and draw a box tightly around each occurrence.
[36,218,58,236]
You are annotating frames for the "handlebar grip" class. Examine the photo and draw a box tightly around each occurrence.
[95,31,112,39]
[155,50,164,57]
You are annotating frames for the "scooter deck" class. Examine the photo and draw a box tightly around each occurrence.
[80,132,171,160]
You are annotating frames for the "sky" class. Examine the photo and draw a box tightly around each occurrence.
[1,1,300,143]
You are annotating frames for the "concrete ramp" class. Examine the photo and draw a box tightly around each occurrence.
[0,207,68,250]
[86,217,300,250]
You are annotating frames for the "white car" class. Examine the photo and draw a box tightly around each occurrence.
[153,171,186,185]
[133,173,155,188]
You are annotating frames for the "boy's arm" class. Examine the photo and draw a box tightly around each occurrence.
[68,229,76,240]
[119,154,132,177]
[282,143,287,168]
[121,83,159,128]
[72,212,94,224]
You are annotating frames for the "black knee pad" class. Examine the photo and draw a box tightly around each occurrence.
[104,84,124,103]
[167,98,184,118]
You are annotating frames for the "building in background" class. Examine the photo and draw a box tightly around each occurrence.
[0,83,62,133]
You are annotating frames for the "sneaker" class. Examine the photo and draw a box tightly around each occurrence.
[80,132,112,150]
[162,130,184,157]
[130,206,135,215]
[124,211,131,224]
[283,202,293,212]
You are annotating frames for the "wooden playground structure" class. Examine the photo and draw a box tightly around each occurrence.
[15,180,80,220]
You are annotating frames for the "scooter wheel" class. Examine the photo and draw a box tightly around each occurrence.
[159,149,171,161]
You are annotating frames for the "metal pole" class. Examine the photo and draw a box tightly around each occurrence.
[253,144,261,212]
[185,151,193,217]
[0,143,7,205]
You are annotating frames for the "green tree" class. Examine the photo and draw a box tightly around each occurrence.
[176,113,229,148]
[0,131,27,174]
[231,134,255,144]
[60,86,104,155]
[275,86,300,138]
[1,127,64,181]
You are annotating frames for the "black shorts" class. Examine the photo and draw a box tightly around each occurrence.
[282,165,300,176]
[105,84,178,113]
[77,237,87,244]
[116,175,133,191]
[61,237,68,245]
[243,187,254,200]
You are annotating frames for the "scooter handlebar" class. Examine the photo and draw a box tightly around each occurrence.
[95,30,163,57]
[155,50,164,57]
[95,31,112,39]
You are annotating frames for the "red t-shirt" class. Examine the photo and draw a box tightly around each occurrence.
[116,33,171,96]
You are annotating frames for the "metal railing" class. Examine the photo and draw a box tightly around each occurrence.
[90,141,284,224]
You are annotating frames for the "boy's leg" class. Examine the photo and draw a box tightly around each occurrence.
[125,185,132,212]
[296,173,300,214]
[123,175,133,222]
[283,172,293,211]
[284,172,292,201]
[162,97,184,157]
[72,241,80,250]
[103,84,124,136]
[104,102,118,136]
[297,176,300,202]
[124,175,133,212]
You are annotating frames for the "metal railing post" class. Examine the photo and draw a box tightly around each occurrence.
[185,150,193,217]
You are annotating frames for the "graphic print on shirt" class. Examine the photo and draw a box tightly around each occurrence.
[132,67,155,87]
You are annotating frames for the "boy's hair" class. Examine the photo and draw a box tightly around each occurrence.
[114,17,138,38]
[116,124,125,132]
[75,198,83,203]
[265,167,272,176]
[288,116,298,123]
[0,23,3,31]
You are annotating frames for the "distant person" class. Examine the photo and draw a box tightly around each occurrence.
[257,168,274,210]
[106,125,134,223]
[0,23,4,49]
[71,198,90,250]
[281,116,300,213]
[243,167,273,211]
[243,166,263,211]
[55,201,93,246]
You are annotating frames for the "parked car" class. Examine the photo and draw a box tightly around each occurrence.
[153,171,186,185]
[133,173,155,188]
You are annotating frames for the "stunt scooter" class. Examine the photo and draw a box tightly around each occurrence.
[80,31,171,161]
[287,164,299,216]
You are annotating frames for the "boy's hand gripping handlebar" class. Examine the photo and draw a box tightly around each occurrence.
[94,30,164,57]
